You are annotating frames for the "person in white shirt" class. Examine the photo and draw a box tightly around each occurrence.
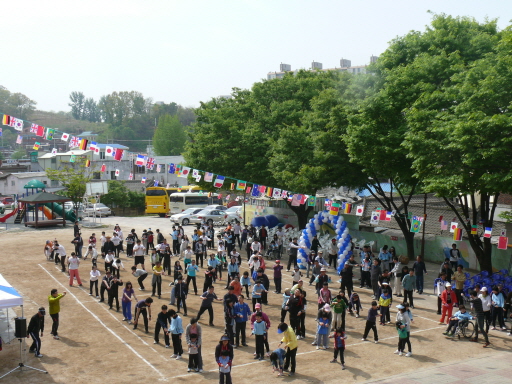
[89,265,101,297]
[68,252,82,287]
[436,274,448,315]
[249,253,261,274]
[133,240,146,270]
[100,232,107,258]
[251,240,261,255]
[53,242,67,272]
[233,222,242,248]
[181,235,190,259]
[478,287,492,332]
[111,233,121,258]
[84,245,98,266]
[114,225,124,253]
[112,258,126,279]
[230,248,241,266]
[104,251,115,273]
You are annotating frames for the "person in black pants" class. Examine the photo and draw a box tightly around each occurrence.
[108,276,123,311]
[27,307,45,357]
[133,297,153,332]
[362,301,379,342]
[100,271,113,302]
[287,238,300,271]
[195,239,206,268]
[175,275,188,316]
[131,267,148,290]
[154,305,170,346]
[277,323,298,376]
[197,286,222,326]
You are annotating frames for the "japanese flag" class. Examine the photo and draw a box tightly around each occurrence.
[61,133,70,141]
[115,169,120,176]
[105,146,115,157]
[355,205,364,216]
[180,167,191,178]
[450,222,458,233]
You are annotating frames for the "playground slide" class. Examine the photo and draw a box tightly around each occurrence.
[43,203,78,222]
[0,208,18,223]
[39,206,55,220]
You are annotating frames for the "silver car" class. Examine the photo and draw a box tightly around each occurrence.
[83,203,113,216]
[170,207,204,225]
[189,209,228,225]
[225,206,243,223]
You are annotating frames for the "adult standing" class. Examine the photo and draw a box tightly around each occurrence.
[439,282,458,324]
[174,275,188,316]
[48,289,66,340]
[111,232,122,258]
[89,265,101,297]
[412,256,428,294]
[169,309,184,359]
[370,259,382,299]
[194,239,206,268]
[469,290,491,347]
[328,238,338,268]
[133,240,146,270]
[402,270,416,308]
[453,265,466,305]
[27,307,45,358]
[186,259,200,295]
[197,286,222,326]
[103,236,116,258]
[104,250,115,273]
[273,260,283,294]
[53,241,67,273]
[73,221,80,237]
[154,305,170,347]
[449,243,461,270]
[233,221,242,248]
[100,270,113,302]
[277,323,298,377]
[185,318,204,372]
[286,238,300,271]
[215,336,234,375]
[68,252,82,287]
[378,245,391,272]
[122,281,137,324]
[234,295,251,347]
[71,232,84,258]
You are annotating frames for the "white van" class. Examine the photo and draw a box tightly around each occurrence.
[168,192,218,214]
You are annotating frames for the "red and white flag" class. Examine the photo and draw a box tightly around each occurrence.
[204,172,213,182]
[114,149,124,161]
[135,154,147,166]
[105,146,115,157]
[16,135,22,144]
[128,173,133,180]
[179,167,191,178]
[60,133,70,141]
[156,164,162,173]
[69,136,80,148]
[450,222,458,233]
[30,123,38,133]
[100,164,106,172]
[281,190,288,199]
[115,169,120,177]
[141,177,146,184]
[146,157,155,170]
[355,205,364,216]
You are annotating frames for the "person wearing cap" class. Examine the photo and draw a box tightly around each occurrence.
[439,281,458,324]
[315,251,329,268]
[436,273,449,315]
[469,290,491,347]
[315,268,329,296]
[478,287,491,333]
[27,307,45,357]
[215,335,234,376]
[277,323,298,376]
[48,289,66,340]
[273,260,284,294]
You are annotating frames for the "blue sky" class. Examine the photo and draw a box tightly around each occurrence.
[1,0,510,112]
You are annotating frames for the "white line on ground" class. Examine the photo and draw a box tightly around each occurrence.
[38,264,166,379]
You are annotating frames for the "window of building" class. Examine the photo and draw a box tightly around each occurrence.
[51,158,56,164]
[93,172,101,179]
[51,180,59,187]
[43,180,47,185]
[110,171,116,179]
[11,180,15,186]
[100,151,106,160]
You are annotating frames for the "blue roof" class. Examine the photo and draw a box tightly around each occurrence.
[357,182,393,197]
[95,143,129,150]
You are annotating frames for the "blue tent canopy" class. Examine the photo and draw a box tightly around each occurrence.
[0,274,23,309]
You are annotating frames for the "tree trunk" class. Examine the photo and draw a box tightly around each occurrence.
[287,202,313,229]
[396,217,416,260]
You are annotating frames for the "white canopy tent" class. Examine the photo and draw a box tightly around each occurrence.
[0,274,23,344]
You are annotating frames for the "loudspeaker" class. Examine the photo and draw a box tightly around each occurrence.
[14,318,27,338]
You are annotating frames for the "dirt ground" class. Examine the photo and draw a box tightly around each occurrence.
[0,218,510,384]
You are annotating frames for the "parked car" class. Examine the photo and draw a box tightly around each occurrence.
[204,204,227,211]
[83,203,113,216]
[225,206,243,223]
[189,209,228,225]
[64,202,84,212]
[2,197,14,205]
[170,207,204,225]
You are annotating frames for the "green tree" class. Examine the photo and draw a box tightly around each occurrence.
[100,180,129,207]
[69,91,85,120]
[0,86,36,120]
[46,157,95,215]
[153,114,187,156]
[11,150,26,160]
[396,15,502,272]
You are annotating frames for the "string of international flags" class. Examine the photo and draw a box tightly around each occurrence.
[3,112,505,243]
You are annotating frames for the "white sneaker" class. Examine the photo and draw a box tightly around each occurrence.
[361,338,367,341]
[311,342,317,345]
[170,354,177,358]
[394,350,399,354]
[398,352,403,356]
[176,355,182,360]
[165,345,170,348]
[35,354,43,358]
[89,293,92,296]
[128,321,132,325]
[199,369,203,373]
[53,336,60,340]
[316,346,320,350]
[508,332,511,336]
[154,341,159,344]
[405,352,412,357]
[122,318,127,321]
[187,368,191,372]
[374,340,378,344]
[501,327,507,331]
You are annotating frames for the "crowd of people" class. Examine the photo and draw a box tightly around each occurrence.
[32,222,512,381]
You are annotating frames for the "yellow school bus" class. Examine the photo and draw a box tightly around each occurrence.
[145,186,201,216]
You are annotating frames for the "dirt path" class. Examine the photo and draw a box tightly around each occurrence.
[0,219,510,383]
